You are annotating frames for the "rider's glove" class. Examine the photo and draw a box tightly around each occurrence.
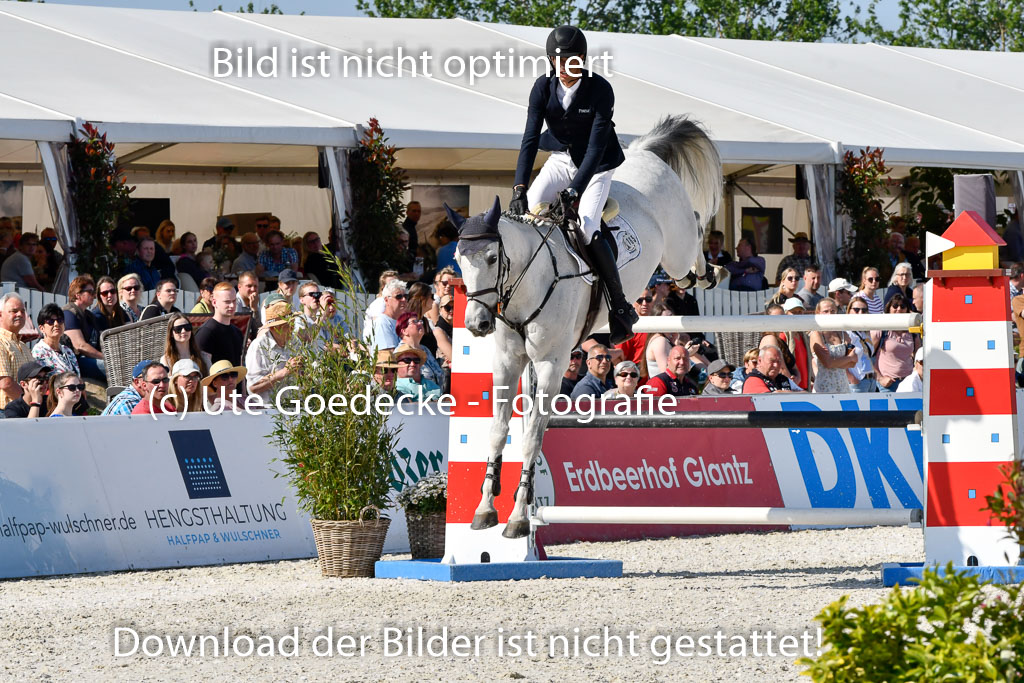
[509,185,528,215]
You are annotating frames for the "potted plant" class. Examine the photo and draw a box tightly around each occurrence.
[396,471,447,559]
[270,260,400,577]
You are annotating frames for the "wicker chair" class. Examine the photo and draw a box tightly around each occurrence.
[714,311,767,367]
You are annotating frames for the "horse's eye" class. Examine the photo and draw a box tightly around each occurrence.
[486,254,498,266]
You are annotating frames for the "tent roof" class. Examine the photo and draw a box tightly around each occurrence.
[1,4,1023,170]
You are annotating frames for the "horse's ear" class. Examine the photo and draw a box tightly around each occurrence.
[443,203,465,230]
[483,195,501,230]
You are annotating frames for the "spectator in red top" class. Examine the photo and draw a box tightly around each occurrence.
[614,293,652,378]
[646,345,698,397]
[742,347,790,393]
[130,361,172,415]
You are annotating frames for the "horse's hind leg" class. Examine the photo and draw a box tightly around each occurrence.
[503,356,562,539]
[471,349,526,530]
[660,212,724,290]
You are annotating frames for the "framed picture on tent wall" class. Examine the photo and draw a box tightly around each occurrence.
[411,185,469,248]
[0,181,23,231]
[741,207,783,255]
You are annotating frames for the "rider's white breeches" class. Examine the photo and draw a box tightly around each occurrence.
[526,152,614,242]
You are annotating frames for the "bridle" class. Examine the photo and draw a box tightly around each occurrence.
[460,211,589,338]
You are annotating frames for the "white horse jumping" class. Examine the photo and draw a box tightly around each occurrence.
[451,116,723,538]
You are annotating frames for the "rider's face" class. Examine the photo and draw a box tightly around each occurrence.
[550,54,585,85]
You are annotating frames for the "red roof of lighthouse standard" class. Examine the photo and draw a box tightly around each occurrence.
[941,210,1006,247]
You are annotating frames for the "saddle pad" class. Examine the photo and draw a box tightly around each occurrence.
[570,213,643,285]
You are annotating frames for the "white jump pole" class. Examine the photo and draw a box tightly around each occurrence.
[532,506,922,527]
[596,313,920,335]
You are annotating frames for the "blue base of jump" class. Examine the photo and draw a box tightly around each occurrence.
[375,557,623,582]
[882,562,1024,586]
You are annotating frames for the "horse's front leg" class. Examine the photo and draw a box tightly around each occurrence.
[503,356,563,539]
[471,350,527,530]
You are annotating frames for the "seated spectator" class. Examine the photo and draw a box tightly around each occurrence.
[190,278,218,314]
[203,217,236,252]
[373,349,398,393]
[765,267,799,310]
[796,266,823,309]
[140,278,182,320]
[644,304,677,378]
[363,270,400,339]
[246,301,300,405]
[896,348,924,393]
[646,345,699,397]
[0,292,32,410]
[876,293,920,393]
[368,280,408,351]
[233,232,264,275]
[127,237,162,291]
[602,360,641,399]
[100,361,154,416]
[258,230,299,276]
[884,262,917,311]
[4,361,49,418]
[33,303,79,375]
[37,228,62,290]
[742,347,791,393]
[395,311,444,387]
[176,231,211,284]
[61,276,106,381]
[130,226,175,279]
[731,348,759,393]
[809,297,855,394]
[92,275,128,334]
[702,359,736,396]
[853,266,884,314]
[760,306,803,389]
[201,360,247,412]
[130,361,172,415]
[46,371,85,417]
[775,232,817,283]
[393,343,442,400]
[168,359,204,412]
[195,283,243,366]
[0,232,41,290]
[725,238,767,292]
[704,229,732,267]
[560,348,584,396]
[570,345,614,399]
[155,219,175,253]
[846,298,880,393]
[302,231,344,288]
[161,313,212,376]
[827,277,857,310]
[118,274,144,323]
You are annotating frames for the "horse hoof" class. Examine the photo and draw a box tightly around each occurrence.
[471,511,498,530]
[502,519,530,539]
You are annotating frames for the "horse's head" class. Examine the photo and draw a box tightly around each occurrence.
[448,196,505,337]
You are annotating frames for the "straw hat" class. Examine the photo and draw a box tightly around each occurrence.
[200,359,247,388]
[393,343,427,363]
[259,301,293,334]
[376,349,398,369]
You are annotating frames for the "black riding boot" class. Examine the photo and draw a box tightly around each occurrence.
[586,232,639,345]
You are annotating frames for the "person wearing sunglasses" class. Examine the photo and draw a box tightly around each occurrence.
[100,360,158,416]
[140,278,182,321]
[765,267,801,312]
[91,275,128,332]
[646,344,699,397]
[294,282,323,342]
[168,359,205,413]
[189,277,218,315]
[845,299,880,393]
[129,362,173,415]
[117,274,144,323]
[367,280,408,352]
[31,303,79,376]
[373,349,399,393]
[246,301,300,405]
[395,312,444,388]
[560,348,585,396]
[393,343,442,401]
[201,359,247,413]
[875,294,920,394]
[62,276,107,382]
[46,371,85,417]
[852,266,884,314]
[570,344,615,399]
[602,360,641,399]
[700,358,737,396]
[161,313,211,377]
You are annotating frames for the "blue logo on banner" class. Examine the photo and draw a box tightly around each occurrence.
[168,430,231,499]
[780,399,923,509]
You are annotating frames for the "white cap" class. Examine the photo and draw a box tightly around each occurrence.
[170,358,202,379]
[782,297,805,312]
[828,277,858,294]
[914,348,923,363]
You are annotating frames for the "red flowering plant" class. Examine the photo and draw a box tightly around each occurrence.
[67,122,135,278]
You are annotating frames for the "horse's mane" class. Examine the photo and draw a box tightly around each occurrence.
[499,210,559,231]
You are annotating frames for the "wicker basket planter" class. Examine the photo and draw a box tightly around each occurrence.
[310,507,390,578]
[406,511,446,559]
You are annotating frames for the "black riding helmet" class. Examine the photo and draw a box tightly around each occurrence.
[546,25,586,58]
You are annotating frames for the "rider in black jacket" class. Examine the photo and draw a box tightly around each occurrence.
[508,25,638,345]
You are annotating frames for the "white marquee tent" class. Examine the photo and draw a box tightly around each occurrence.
[2,2,1023,285]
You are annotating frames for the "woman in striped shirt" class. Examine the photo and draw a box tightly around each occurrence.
[852,266,884,315]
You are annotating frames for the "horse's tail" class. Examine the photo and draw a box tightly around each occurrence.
[627,115,722,235]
